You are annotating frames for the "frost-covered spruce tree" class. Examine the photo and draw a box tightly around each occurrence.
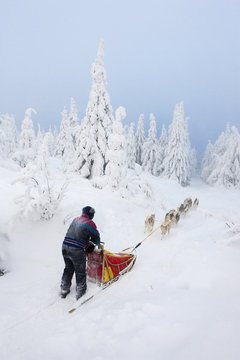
[69,97,80,150]
[74,39,114,178]
[13,108,37,167]
[56,107,70,157]
[220,126,240,188]
[153,124,167,176]
[105,106,127,189]
[46,127,55,157]
[55,107,75,168]
[142,113,158,174]
[0,128,7,159]
[135,114,145,165]
[163,102,191,186]
[214,123,231,157]
[52,125,59,156]
[36,123,44,151]
[201,141,215,181]
[202,126,240,188]
[190,148,198,176]
[43,131,55,158]
[126,123,136,169]
[201,124,231,184]
[0,114,18,158]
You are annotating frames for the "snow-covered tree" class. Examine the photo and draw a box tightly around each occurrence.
[74,39,114,178]
[201,124,231,184]
[202,125,240,189]
[52,125,59,156]
[55,107,75,172]
[12,108,37,167]
[135,114,145,165]
[190,147,198,176]
[0,128,7,159]
[36,124,44,150]
[46,127,55,157]
[126,123,136,169]
[43,131,55,158]
[0,113,18,159]
[162,102,192,186]
[153,124,167,176]
[105,106,127,189]
[69,97,80,150]
[12,133,68,221]
[201,141,215,181]
[220,126,240,188]
[142,113,158,174]
[56,107,70,157]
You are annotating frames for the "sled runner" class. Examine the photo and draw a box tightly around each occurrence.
[87,249,136,286]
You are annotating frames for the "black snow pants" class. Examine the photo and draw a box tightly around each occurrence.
[61,243,87,296]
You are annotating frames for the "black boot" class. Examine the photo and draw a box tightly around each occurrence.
[60,289,70,298]
[76,289,86,300]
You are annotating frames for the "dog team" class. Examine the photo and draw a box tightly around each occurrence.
[144,197,199,236]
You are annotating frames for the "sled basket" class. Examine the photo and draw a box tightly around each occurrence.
[87,249,136,285]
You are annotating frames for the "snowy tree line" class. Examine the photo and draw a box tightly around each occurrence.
[0,39,239,221]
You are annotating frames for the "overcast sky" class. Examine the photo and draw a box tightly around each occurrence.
[1,0,239,155]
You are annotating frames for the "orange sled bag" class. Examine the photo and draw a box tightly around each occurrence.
[87,249,136,286]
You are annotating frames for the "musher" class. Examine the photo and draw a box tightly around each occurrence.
[60,206,100,300]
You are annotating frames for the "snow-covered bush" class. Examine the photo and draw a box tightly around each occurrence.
[120,174,153,200]
[12,135,68,221]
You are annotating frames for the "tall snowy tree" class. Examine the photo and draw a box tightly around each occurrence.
[0,113,18,159]
[153,124,167,176]
[46,127,55,157]
[142,113,158,174]
[69,97,80,150]
[220,126,240,188]
[13,108,37,167]
[201,141,215,181]
[190,148,198,176]
[126,123,136,169]
[135,114,145,165]
[55,107,75,161]
[0,128,7,159]
[105,106,127,189]
[163,102,191,186]
[74,39,114,178]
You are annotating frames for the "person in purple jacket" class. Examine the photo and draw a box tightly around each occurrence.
[60,206,100,300]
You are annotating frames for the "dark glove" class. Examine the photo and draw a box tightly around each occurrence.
[85,241,95,253]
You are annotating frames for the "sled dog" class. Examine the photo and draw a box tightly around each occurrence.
[144,214,155,233]
[160,219,171,236]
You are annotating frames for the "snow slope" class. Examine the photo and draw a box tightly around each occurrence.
[0,162,240,360]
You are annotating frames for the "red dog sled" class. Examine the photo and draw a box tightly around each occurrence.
[87,249,136,286]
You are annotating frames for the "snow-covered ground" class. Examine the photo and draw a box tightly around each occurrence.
[0,161,240,360]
